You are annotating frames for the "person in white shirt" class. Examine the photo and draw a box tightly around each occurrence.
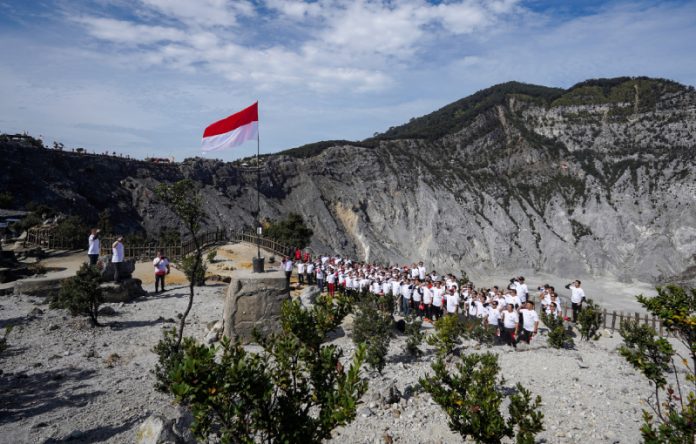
[566,280,586,323]
[431,282,444,321]
[326,268,336,297]
[418,262,426,281]
[283,257,293,288]
[500,303,519,348]
[546,301,562,318]
[484,300,501,339]
[412,285,423,317]
[422,284,433,321]
[87,228,100,265]
[315,266,325,293]
[153,250,170,293]
[297,261,306,286]
[111,236,125,282]
[516,276,529,304]
[306,262,315,285]
[401,280,413,316]
[518,301,539,344]
[445,288,460,315]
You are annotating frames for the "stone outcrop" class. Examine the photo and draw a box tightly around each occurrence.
[101,258,136,282]
[100,278,147,302]
[222,268,290,342]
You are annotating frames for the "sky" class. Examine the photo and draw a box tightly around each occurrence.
[1,0,695,161]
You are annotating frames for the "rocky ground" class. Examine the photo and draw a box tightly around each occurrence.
[0,243,687,443]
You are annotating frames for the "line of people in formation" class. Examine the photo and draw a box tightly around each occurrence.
[282,252,587,348]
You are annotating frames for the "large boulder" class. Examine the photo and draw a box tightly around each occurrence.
[100,278,146,302]
[222,268,290,343]
[135,408,195,444]
[300,285,321,307]
[101,257,136,282]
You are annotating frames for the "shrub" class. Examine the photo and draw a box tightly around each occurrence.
[352,293,393,373]
[178,254,206,286]
[420,352,544,443]
[152,327,183,393]
[461,316,494,347]
[404,315,424,357]
[619,285,696,443]
[427,314,465,357]
[265,213,313,249]
[51,264,103,326]
[0,191,13,208]
[157,289,367,443]
[577,298,602,340]
[206,249,217,264]
[541,312,574,349]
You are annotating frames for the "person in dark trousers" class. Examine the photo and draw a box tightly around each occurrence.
[87,228,100,265]
[111,236,125,282]
[282,256,293,288]
[500,303,519,348]
[565,280,586,323]
[153,250,170,293]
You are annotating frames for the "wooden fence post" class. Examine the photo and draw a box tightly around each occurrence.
[602,308,607,328]
[611,311,617,331]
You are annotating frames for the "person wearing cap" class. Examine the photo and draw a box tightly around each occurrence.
[87,228,100,265]
[111,236,125,282]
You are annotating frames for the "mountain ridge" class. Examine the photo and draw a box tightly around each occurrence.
[1,76,695,284]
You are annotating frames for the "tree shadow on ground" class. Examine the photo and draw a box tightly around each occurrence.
[107,319,173,330]
[0,367,103,426]
[0,315,37,329]
[41,414,144,443]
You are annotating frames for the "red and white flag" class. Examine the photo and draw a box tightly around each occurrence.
[201,102,258,152]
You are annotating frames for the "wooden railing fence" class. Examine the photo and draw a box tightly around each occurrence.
[26,227,82,250]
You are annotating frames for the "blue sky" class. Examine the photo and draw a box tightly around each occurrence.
[1,0,695,161]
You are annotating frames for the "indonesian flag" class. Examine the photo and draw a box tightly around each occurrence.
[201,102,258,152]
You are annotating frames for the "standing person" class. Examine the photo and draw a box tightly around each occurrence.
[326,268,336,297]
[566,280,585,323]
[87,228,100,265]
[517,301,539,344]
[316,266,325,293]
[445,288,460,316]
[282,256,293,288]
[153,250,170,293]
[500,303,519,348]
[306,261,315,285]
[516,276,529,304]
[297,261,306,286]
[111,236,125,282]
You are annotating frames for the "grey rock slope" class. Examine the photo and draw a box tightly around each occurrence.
[2,77,695,283]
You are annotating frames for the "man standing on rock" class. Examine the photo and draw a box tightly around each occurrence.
[87,228,100,266]
[153,250,170,293]
[566,280,586,323]
[111,236,124,282]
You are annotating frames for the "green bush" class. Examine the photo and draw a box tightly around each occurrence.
[577,298,603,340]
[421,352,544,443]
[152,327,184,393]
[461,317,494,347]
[55,216,89,247]
[618,285,696,443]
[265,213,313,249]
[51,264,103,326]
[404,315,424,357]
[206,249,216,264]
[352,293,393,373]
[178,254,206,286]
[427,314,465,357]
[541,312,574,349]
[155,288,367,443]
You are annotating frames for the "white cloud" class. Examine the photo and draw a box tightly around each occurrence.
[139,0,254,27]
[75,16,187,45]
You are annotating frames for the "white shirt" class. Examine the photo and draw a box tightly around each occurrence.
[326,273,335,284]
[445,293,460,313]
[112,242,124,263]
[422,286,433,304]
[502,310,518,329]
[432,287,444,307]
[306,263,315,274]
[88,234,100,255]
[284,260,293,272]
[418,266,426,280]
[297,262,305,273]
[571,286,585,304]
[412,287,422,302]
[153,257,169,275]
[520,308,539,332]
[516,283,529,303]
[486,306,501,326]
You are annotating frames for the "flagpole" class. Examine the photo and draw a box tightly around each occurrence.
[256,107,261,261]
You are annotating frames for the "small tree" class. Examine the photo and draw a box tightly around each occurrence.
[420,352,544,444]
[541,312,574,349]
[155,179,205,348]
[577,298,603,340]
[404,315,424,357]
[427,314,465,357]
[160,288,367,443]
[352,293,393,373]
[51,264,103,326]
[265,213,313,249]
[619,285,696,443]
[178,254,206,286]
[0,326,12,355]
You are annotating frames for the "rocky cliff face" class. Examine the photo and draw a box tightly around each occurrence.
[2,77,695,283]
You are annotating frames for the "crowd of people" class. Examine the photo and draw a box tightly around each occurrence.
[282,249,587,348]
